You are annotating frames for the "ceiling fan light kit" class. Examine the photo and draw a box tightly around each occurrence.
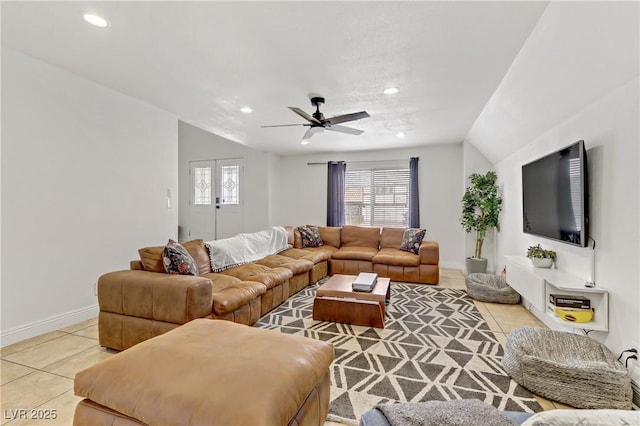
[262,96,370,140]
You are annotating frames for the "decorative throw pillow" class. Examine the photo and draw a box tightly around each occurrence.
[297,225,324,248]
[163,239,198,275]
[399,228,426,255]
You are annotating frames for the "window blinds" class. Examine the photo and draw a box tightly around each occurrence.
[345,167,410,228]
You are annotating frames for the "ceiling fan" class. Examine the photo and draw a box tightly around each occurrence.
[262,97,370,140]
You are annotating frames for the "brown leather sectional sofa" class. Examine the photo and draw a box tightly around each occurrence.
[97,225,439,350]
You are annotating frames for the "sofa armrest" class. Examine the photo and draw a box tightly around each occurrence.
[98,270,213,324]
[418,241,439,265]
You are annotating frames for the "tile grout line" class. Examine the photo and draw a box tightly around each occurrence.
[2,328,98,360]
[2,329,100,386]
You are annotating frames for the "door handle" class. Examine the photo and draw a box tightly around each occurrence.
[215,196,220,209]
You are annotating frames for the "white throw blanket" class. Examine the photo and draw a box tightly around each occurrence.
[205,226,290,272]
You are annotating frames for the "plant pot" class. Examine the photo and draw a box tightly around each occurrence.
[466,257,488,274]
[530,257,554,268]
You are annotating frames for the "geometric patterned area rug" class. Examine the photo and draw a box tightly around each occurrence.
[255,281,543,424]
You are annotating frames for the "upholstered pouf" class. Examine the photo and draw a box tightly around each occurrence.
[465,273,520,304]
[502,327,632,409]
[74,319,334,426]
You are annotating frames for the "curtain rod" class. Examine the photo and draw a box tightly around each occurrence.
[307,157,418,166]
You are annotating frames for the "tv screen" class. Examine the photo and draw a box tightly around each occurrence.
[522,140,589,247]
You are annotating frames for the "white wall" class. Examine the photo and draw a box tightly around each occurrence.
[495,78,639,362]
[266,152,280,227]
[177,121,270,240]
[1,49,178,345]
[272,144,465,269]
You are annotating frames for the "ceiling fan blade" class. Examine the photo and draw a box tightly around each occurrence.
[289,107,321,124]
[302,126,324,140]
[261,124,305,128]
[326,124,364,136]
[326,111,370,125]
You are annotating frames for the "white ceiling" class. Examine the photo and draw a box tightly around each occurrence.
[2,2,637,161]
[467,1,639,164]
[1,1,549,156]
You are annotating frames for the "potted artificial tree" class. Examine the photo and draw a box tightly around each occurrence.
[460,171,502,274]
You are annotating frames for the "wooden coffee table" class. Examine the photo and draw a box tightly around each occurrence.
[312,274,391,328]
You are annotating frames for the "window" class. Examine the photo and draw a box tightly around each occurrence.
[193,167,212,205]
[220,165,239,205]
[345,163,409,227]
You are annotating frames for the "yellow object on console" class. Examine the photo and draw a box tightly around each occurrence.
[554,307,594,323]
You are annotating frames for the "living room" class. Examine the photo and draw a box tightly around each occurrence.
[2,1,639,424]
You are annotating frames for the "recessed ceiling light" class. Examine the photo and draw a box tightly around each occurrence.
[83,14,109,28]
[240,106,253,113]
[300,140,309,145]
[384,87,399,95]
[396,132,406,138]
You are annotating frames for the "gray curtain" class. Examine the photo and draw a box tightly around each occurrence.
[327,161,346,227]
[408,157,420,228]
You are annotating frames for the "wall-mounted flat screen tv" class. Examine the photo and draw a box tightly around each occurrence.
[522,140,589,247]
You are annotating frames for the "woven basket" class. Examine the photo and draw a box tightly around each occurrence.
[502,327,632,409]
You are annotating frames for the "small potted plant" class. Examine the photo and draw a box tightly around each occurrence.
[526,244,557,268]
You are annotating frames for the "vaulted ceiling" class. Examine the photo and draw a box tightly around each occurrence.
[2,2,637,162]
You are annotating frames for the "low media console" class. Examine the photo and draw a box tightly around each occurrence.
[504,255,609,332]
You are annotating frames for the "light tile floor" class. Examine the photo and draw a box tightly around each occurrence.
[1,269,563,425]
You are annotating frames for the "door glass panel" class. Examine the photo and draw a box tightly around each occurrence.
[221,165,239,205]
[193,167,212,205]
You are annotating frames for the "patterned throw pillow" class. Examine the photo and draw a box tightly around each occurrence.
[297,226,324,248]
[163,239,198,275]
[399,228,426,255]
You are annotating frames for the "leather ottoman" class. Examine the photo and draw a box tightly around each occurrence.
[74,319,334,426]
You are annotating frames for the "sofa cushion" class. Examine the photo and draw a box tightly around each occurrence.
[202,272,242,290]
[400,228,426,255]
[372,248,420,267]
[162,240,198,275]
[332,246,379,261]
[138,245,165,273]
[200,274,266,315]
[210,281,266,315]
[257,254,314,274]
[298,225,324,248]
[182,239,212,275]
[341,225,381,248]
[380,227,405,249]
[318,226,341,248]
[284,226,296,246]
[218,264,293,289]
[280,247,335,264]
[304,245,339,260]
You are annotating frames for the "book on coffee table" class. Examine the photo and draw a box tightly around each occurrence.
[352,273,378,292]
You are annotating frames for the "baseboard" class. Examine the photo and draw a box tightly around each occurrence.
[440,261,464,270]
[1,304,99,347]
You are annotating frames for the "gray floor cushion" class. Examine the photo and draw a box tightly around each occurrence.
[465,273,520,304]
[502,327,633,409]
[359,402,534,426]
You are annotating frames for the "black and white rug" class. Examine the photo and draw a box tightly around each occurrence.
[255,281,542,424]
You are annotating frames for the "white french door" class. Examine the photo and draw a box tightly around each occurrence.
[188,158,244,241]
